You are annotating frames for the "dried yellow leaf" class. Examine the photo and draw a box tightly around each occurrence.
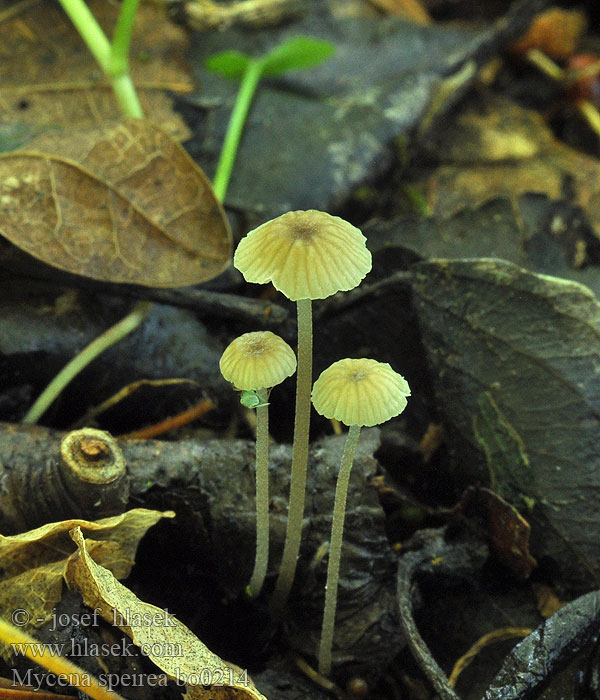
[67,528,267,700]
[0,508,173,638]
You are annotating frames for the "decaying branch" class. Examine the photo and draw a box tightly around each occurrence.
[396,529,487,700]
[0,426,129,534]
[0,422,402,682]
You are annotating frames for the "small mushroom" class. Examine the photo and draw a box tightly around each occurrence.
[311,358,410,677]
[220,331,297,598]
[234,210,372,616]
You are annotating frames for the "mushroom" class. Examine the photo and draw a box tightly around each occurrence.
[219,331,297,598]
[311,358,410,676]
[234,210,372,616]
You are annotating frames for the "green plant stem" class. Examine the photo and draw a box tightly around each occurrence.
[23,302,152,425]
[212,58,264,202]
[108,0,143,117]
[318,423,361,677]
[110,0,140,75]
[247,388,270,599]
[57,0,111,71]
[111,73,143,118]
[57,0,142,117]
[270,297,313,618]
[0,617,126,700]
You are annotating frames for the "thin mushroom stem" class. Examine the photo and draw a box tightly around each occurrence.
[247,388,270,598]
[270,297,313,618]
[318,423,361,677]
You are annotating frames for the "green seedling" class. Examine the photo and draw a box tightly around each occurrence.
[24,31,334,425]
[23,0,146,423]
[58,0,143,117]
[206,36,335,201]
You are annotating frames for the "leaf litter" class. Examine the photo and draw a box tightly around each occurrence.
[67,527,267,700]
[0,119,232,286]
[411,258,600,591]
[0,509,174,642]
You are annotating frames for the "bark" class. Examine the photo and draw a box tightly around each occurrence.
[0,422,402,682]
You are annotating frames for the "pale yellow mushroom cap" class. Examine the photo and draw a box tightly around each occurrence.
[233,210,372,301]
[311,358,410,427]
[219,331,297,391]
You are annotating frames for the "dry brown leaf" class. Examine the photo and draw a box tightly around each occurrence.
[0,0,192,140]
[507,7,587,60]
[425,94,600,241]
[367,0,431,24]
[0,509,174,635]
[67,528,267,700]
[0,119,232,287]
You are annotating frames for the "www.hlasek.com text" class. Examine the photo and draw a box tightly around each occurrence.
[12,637,183,659]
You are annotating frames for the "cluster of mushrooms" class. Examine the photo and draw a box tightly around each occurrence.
[219,210,411,677]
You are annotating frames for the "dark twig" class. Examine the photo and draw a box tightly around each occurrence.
[0,244,288,326]
[396,529,488,700]
[396,532,463,700]
[116,283,288,326]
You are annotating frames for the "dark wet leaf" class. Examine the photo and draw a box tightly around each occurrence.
[0,119,231,287]
[483,590,600,700]
[189,7,480,215]
[411,258,600,590]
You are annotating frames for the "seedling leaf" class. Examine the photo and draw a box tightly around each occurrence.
[261,36,336,77]
[205,50,252,79]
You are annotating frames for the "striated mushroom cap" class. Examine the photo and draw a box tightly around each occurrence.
[312,358,410,427]
[234,210,372,301]
[220,331,297,391]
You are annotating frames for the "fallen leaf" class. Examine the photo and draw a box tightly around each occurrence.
[455,486,537,579]
[412,258,600,590]
[366,0,431,24]
[0,509,174,637]
[424,93,600,241]
[485,590,600,699]
[507,7,587,60]
[67,528,267,700]
[0,119,232,287]
[0,0,192,141]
